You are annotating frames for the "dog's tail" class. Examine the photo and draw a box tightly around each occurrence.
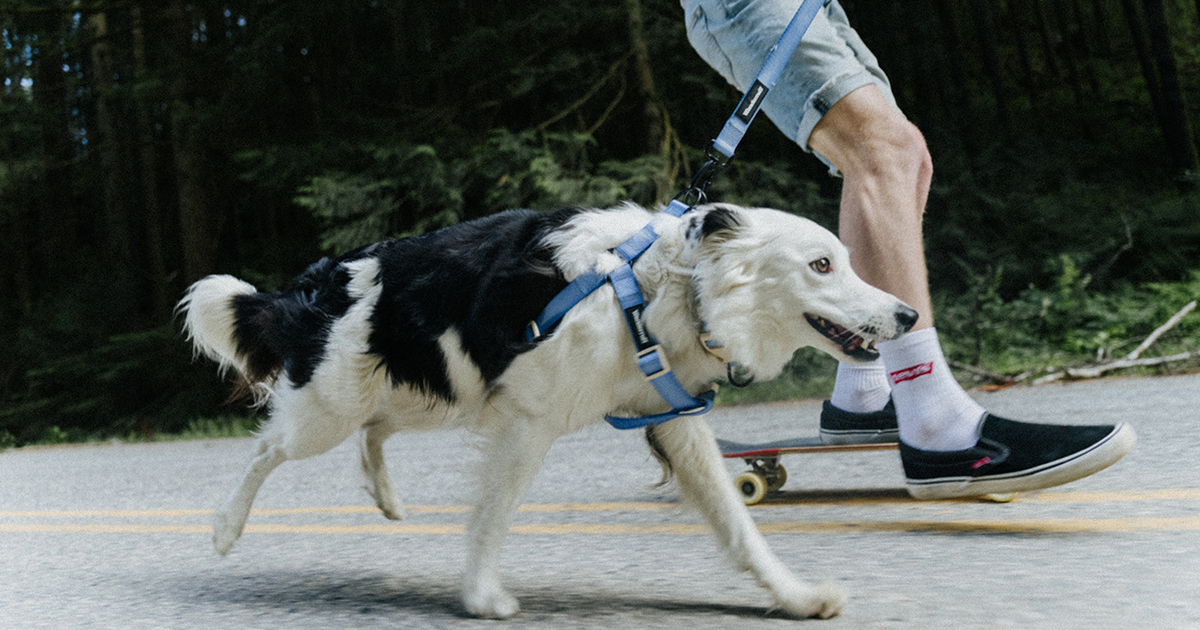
[179,275,282,400]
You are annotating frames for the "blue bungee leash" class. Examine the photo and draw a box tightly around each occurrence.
[526,0,823,429]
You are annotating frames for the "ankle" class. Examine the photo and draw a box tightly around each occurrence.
[830,362,891,413]
[878,328,984,451]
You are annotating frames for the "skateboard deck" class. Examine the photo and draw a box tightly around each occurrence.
[717,437,897,458]
[717,437,1014,505]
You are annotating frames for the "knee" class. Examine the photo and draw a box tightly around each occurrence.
[855,117,932,190]
[810,86,932,192]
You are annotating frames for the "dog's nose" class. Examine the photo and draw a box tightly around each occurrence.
[895,305,919,333]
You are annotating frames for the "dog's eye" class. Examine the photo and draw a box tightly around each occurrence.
[809,258,832,274]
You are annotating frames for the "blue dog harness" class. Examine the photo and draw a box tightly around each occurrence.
[525,0,822,429]
[524,199,717,430]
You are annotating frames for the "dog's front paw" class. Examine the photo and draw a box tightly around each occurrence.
[212,511,243,556]
[362,481,407,521]
[462,579,520,619]
[771,581,846,619]
[374,492,407,521]
[379,503,407,521]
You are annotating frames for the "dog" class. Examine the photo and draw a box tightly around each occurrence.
[180,202,917,619]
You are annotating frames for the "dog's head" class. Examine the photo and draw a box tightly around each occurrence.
[688,204,917,381]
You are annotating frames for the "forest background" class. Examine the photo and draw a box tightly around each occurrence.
[2,0,1199,447]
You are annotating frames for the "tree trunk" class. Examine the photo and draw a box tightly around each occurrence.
[932,0,973,115]
[1141,0,1200,180]
[31,7,78,282]
[931,0,979,155]
[88,12,134,267]
[1049,0,1088,110]
[1121,0,1166,139]
[132,4,171,322]
[1031,0,1065,81]
[625,0,666,155]
[1089,0,1115,58]
[387,1,407,109]
[969,0,1011,130]
[163,0,218,282]
[1006,0,1040,109]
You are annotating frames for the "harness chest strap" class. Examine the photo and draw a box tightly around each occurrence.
[525,199,721,430]
[604,262,716,429]
[525,198,693,343]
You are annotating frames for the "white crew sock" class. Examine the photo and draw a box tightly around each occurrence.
[877,327,985,451]
[830,361,892,413]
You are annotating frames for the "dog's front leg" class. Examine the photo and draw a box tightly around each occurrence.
[650,417,846,619]
[461,414,559,619]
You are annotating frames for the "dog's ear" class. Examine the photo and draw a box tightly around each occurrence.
[689,205,742,245]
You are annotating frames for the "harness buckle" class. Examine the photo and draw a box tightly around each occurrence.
[637,345,671,381]
[526,320,542,342]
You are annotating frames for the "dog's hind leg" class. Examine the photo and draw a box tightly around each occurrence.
[358,421,406,521]
[213,437,286,556]
[213,384,363,555]
[461,413,560,619]
[649,417,846,619]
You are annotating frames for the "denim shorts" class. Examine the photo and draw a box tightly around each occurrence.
[683,0,896,173]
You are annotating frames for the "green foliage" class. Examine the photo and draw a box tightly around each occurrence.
[288,130,679,251]
[171,415,260,441]
[707,158,840,230]
[936,262,1200,377]
[1,324,234,447]
[5,0,1200,443]
[295,144,465,252]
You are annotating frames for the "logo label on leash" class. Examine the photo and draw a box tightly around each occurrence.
[890,361,934,384]
[623,304,654,350]
[736,80,769,124]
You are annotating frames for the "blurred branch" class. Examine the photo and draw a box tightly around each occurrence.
[954,300,1199,386]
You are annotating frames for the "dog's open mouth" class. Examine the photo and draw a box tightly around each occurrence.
[805,314,879,361]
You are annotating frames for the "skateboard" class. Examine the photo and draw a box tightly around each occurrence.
[717,437,1017,505]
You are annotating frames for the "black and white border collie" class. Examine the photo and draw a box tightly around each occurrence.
[180,202,916,619]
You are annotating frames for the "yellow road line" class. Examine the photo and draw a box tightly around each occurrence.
[757,517,1200,534]
[1,489,1194,521]
[0,502,670,519]
[4,517,1200,535]
[1024,488,1200,503]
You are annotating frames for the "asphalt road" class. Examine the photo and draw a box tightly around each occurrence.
[2,373,1199,629]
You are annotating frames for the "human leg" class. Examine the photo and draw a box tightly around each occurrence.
[685,0,1135,494]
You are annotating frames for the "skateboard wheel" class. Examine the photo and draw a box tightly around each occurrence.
[735,471,768,505]
[982,493,1018,503]
[765,465,788,492]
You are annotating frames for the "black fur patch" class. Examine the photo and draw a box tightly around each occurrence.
[232,253,362,388]
[700,205,742,241]
[232,207,584,401]
[684,214,703,243]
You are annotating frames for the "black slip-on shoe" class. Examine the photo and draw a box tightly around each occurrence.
[901,414,1137,500]
[819,398,899,445]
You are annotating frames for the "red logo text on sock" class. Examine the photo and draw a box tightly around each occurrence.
[890,361,934,384]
